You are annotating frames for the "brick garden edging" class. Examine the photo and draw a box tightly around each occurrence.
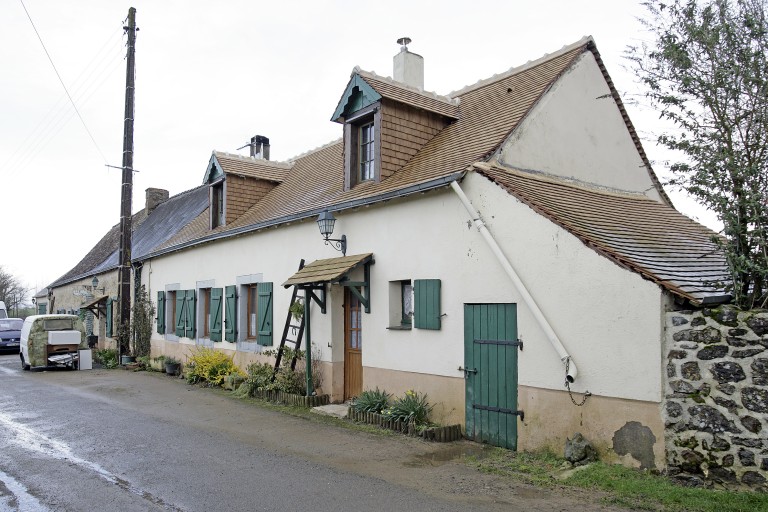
[347,407,463,442]
[253,389,330,408]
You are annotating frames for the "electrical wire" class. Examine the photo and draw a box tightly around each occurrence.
[18,0,109,163]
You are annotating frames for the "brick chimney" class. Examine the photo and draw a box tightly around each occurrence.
[393,37,424,89]
[250,135,270,160]
[145,188,169,213]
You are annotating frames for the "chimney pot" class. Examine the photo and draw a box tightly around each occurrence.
[250,135,270,160]
[393,37,424,89]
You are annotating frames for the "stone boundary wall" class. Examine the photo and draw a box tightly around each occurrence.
[664,307,767,490]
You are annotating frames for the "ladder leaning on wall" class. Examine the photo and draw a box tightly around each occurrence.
[272,260,306,380]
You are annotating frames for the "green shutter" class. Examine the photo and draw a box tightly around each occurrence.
[225,285,237,342]
[157,291,165,334]
[175,291,186,337]
[414,279,441,330]
[185,290,196,338]
[210,288,223,342]
[106,297,113,337]
[257,282,273,346]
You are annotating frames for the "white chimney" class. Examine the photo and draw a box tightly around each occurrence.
[393,37,424,89]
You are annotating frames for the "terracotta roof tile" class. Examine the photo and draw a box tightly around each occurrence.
[473,163,729,304]
[356,69,459,119]
[214,151,291,182]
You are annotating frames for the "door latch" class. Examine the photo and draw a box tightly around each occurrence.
[458,366,477,378]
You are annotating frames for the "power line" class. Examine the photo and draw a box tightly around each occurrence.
[18,0,108,163]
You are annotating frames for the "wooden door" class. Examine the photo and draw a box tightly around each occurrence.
[344,289,363,399]
[464,303,520,450]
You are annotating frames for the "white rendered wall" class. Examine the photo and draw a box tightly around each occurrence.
[144,172,664,403]
[498,52,665,203]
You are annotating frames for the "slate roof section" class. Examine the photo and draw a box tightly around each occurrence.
[214,151,291,182]
[282,253,374,287]
[472,163,730,304]
[49,185,209,288]
[356,69,460,119]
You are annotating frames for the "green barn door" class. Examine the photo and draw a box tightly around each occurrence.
[464,303,520,450]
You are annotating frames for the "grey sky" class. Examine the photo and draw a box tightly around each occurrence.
[0,0,716,297]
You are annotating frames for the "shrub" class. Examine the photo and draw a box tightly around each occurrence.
[352,388,391,414]
[185,348,241,386]
[95,348,118,369]
[382,390,432,425]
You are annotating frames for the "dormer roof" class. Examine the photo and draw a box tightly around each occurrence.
[331,68,460,123]
[204,151,292,184]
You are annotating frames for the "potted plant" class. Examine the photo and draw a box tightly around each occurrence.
[289,300,304,321]
[165,356,181,375]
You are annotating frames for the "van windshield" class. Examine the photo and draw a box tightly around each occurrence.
[0,319,22,331]
[43,319,74,331]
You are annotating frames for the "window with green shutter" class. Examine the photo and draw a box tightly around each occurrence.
[257,282,273,346]
[414,279,441,330]
[175,291,186,337]
[106,297,113,337]
[185,290,196,338]
[224,285,237,342]
[157,291,165,334]
[210,288,223,342]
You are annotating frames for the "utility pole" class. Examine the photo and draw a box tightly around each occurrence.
[117,7,137,356]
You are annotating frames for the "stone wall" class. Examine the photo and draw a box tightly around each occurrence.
[664,307,768,490]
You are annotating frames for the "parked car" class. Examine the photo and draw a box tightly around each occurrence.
[20,314,86,370]
[0,318,22,352]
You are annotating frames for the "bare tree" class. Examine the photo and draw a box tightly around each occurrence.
[0,266,29,316]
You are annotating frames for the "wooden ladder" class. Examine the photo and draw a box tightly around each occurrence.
[273,260,306,378]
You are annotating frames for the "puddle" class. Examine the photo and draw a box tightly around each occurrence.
[404,443,493,467]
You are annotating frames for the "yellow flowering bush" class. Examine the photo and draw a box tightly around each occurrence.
[185,347,241,386]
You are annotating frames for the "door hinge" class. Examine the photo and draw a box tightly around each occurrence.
[472,404,524,421]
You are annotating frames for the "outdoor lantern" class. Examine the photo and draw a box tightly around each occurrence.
[92,276,99,290]
[316,210,347,256]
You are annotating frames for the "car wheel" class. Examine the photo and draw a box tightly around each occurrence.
[20,353,30,371]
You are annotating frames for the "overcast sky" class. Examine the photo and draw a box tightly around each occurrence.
[0,0,718,299]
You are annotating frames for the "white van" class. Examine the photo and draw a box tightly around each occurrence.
[0,301,7,319]
[20,314,85,370]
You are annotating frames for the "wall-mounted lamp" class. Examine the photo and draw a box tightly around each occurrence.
[316,210,346,256]
[92,276,106,295]
[32,297,36,305]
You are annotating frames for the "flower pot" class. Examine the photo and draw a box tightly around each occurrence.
[120,355,136,365]
[165,362,181,375]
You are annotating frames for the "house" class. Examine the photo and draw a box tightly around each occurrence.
[49,37,729,468]
[43,186,208,345]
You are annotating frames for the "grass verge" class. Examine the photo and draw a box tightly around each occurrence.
[468,448,767,512]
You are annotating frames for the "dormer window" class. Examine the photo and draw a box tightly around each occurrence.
[343,105,381,190]
[359,121,375,181]
[211,179,225,228]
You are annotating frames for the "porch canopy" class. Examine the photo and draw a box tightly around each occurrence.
[80,295,109,318]
[282,253,373,288]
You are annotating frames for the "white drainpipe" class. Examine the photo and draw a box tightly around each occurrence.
[450,180,579,383]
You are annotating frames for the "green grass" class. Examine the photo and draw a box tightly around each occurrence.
[468,449,768,512]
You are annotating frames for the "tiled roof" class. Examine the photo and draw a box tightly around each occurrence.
[282,253,374,287]
[473,163,730,304]
[356,69,460,119]
[214,152,291,182]
[49,185,209,288]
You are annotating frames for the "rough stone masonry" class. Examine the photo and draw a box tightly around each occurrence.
[664,307,768,490]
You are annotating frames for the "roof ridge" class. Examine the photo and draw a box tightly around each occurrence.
[353,66,460,106]
[473,161,656,201]
[447,36,593,98]
[214,150,294,169]
[286,138,343,163]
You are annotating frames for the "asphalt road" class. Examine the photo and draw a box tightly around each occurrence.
[0,353,621,512]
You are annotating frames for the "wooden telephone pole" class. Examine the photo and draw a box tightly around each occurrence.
[117,7,137,355]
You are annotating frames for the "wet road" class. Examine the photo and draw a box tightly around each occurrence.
[0,354,619,512]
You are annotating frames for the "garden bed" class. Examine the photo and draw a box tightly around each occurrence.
[347,407,462,442]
